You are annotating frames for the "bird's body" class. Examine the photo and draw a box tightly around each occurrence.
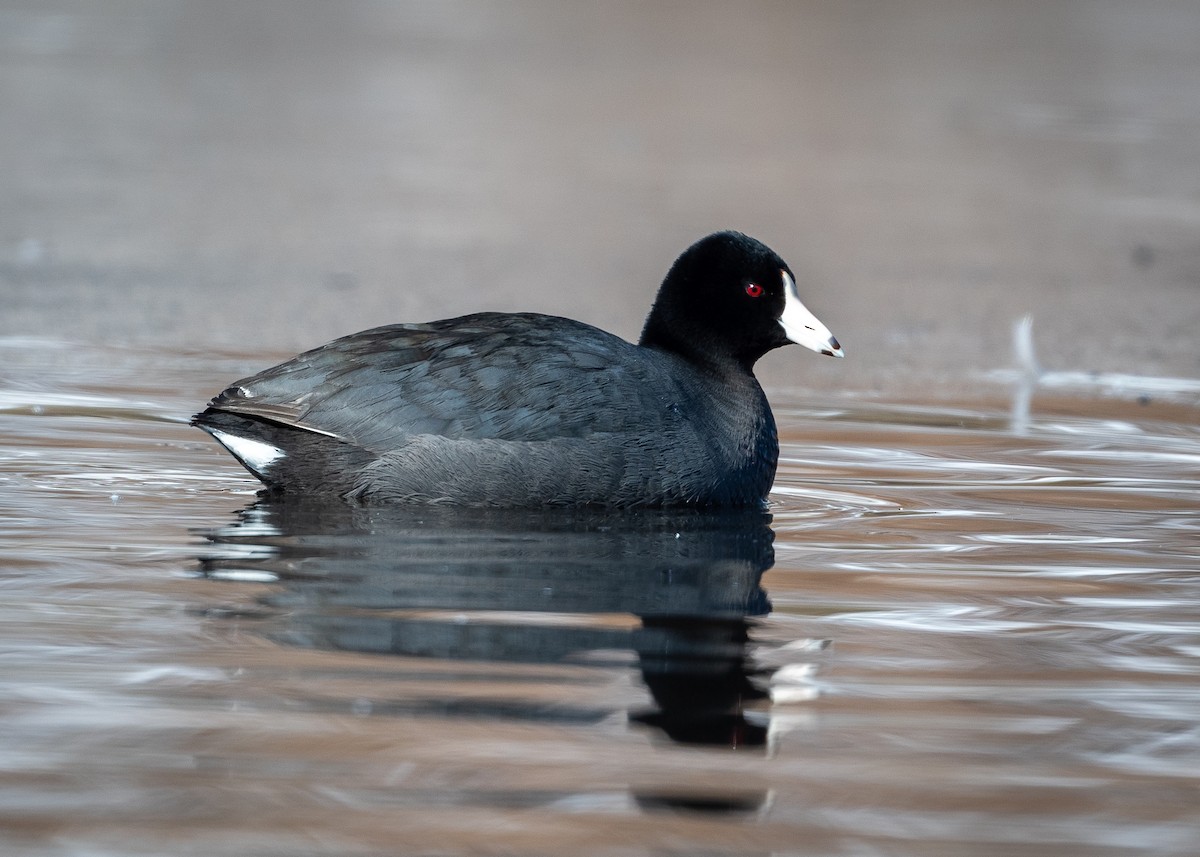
[194,232,842,507]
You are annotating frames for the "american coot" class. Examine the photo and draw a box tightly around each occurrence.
[193,231,843,507]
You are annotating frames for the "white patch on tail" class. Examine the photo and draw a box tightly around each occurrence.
[209,428,285,473]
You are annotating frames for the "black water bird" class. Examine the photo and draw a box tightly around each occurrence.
[194,231,843,506]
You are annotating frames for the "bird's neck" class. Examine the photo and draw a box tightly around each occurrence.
[639,315,757,379]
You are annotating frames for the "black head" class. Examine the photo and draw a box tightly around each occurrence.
[639,231,843,372]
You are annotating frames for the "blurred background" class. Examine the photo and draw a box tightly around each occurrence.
[3,8,1199,854]
[2,0,1198,393]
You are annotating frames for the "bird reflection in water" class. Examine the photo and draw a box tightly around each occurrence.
[198,499,795,812]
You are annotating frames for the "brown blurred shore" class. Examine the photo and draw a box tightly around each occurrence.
[1,0,1197,394]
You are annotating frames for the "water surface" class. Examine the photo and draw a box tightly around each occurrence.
[2,339,1197,856]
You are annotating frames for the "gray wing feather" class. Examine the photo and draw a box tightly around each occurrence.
[206,313,681,452]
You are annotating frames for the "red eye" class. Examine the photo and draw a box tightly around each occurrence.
[744,282,764,298]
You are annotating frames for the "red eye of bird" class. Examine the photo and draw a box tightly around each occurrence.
[744,282,764,298]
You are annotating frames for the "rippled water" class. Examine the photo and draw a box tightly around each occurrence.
[3,338,1199,856]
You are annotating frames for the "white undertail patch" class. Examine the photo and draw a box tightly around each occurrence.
[210,428,285,474]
